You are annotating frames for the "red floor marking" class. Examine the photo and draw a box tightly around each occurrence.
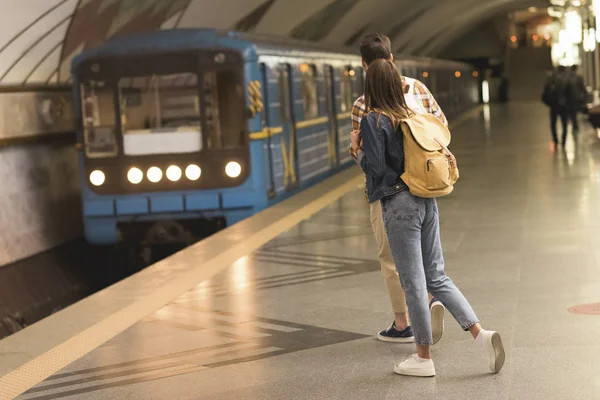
[568,303,600,315]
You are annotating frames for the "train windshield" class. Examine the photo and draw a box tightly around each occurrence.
[119,73,202,156]
[81,81,119,158]
[80,68,246,157]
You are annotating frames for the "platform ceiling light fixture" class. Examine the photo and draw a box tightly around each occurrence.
[482,81,490,104]
[554,29,578,65]
[593,0,600,41]
[89,170,105,186]
[565,10,583,44]
[548,7,563,18]
[128,167,143,184]
[584,28,596,51]
[225,161,242,178]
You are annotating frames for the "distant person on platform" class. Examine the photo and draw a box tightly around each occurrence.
[542,66,569,146]
[567,65,587,133]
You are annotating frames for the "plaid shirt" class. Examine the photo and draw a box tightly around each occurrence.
[351,76,447,130]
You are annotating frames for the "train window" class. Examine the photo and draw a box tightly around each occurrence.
[349,66,363,101]
[278,65,291,122]
[299,64,318,120]
[355,66,364,91]
[203,69,246,148]
[259,64,268,127]
[118,73,202,156]
[81,80,118,158]
[339,67,353,113]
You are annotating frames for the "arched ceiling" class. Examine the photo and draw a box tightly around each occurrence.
[0,0,550,86]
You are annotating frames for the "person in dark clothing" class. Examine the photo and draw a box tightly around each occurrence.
[567,65,586,132]
[542,66,569,146]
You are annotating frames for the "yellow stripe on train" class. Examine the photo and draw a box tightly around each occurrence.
[295,116,329,129]
[249,126,283,140]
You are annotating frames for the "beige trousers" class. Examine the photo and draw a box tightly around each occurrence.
[369,200,408,313]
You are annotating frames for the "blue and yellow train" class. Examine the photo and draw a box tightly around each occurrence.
[72,29,477,246]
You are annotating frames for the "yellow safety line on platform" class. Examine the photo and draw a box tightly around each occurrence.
[0,105,482,400]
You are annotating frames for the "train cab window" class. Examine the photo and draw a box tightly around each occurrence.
[299,64,318,120]
[339,67,353,113]
[203,69,246,148]
[81,81,118,158]
[118,73,202,156]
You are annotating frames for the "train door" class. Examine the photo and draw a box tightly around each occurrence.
[278,63,298,190]
[292,63,330,184]
[259,63,276,198]
[324,65,338,167]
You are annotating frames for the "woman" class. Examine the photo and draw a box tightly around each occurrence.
[350,59,505,377]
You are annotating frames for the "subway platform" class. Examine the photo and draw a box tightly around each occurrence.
[1,103,600,400]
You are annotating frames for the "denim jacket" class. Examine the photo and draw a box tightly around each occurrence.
[356,112,407,203]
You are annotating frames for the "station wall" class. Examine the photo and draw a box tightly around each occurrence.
[0,90,80,267]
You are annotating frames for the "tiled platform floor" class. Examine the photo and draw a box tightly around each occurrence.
[16,103,600,399]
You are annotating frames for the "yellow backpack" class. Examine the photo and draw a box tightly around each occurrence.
[399,113,459,198]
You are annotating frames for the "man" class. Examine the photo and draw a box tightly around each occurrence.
[542,66,569,146]
[350,33,446,344]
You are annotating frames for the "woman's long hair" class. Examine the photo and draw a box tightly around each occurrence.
[364,59,412,128]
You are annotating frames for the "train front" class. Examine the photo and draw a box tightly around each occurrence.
[73,43,263,246]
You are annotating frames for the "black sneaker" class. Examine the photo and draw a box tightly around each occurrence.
[377,322,414,343]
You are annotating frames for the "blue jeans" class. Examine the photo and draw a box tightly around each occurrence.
[381,190,479,345]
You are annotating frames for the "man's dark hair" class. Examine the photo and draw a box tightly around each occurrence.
[360,33,392,65]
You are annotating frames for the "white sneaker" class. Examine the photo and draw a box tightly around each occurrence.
[430,299,445,345]
[393,354,436,377]
[476,330,505,373]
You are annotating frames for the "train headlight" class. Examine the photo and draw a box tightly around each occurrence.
[166,165,182,182]
[225,161,242,178]
[89,170,105,186]
[127,167,143,184]
[147,167,162,183]
[185,164,201,181]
